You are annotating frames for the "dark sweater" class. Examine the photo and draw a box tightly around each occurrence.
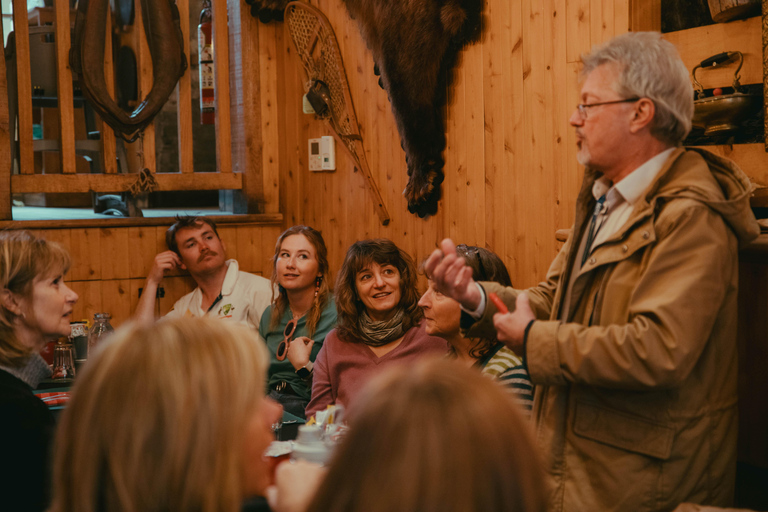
[0,368,56,512]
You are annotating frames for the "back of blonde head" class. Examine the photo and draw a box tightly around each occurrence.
[307,358,548,512]
[0,230,71,366]
[51,317,268,512]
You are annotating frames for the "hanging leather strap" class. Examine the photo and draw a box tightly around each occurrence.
[70,0,187,142]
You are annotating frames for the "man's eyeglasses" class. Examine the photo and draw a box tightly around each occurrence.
[276,317,298,361]
[576,98,640,120]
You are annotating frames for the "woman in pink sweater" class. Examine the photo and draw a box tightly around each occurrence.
[306,239,447,418]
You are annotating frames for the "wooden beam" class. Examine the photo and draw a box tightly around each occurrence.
[0,213,283,231]
[54,0,76,174]
[12,0,33,174]
[134,0,156,172]
[12,172,243,193]
[229,0,265,212]
[212,0,233,174]
[101,11,117,174]
[176,0,194,174]
[0,8,10,220]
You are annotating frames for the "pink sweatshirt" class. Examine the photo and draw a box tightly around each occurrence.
[306,322,448,418]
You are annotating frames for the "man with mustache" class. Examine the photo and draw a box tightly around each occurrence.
[426,32,759,511]
[135,216,272,335]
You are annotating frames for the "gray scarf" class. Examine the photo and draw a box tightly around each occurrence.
[0,353,52,389]
[358,308,406,347]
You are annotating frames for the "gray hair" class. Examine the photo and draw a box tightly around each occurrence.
[581,31,693,146]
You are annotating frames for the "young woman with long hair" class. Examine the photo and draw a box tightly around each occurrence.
[260,226,337,418]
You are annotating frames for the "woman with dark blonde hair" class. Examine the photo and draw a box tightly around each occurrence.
[419,245,533,413]
[306,239,446,418]
[50,317,282,512]
[260,225,337,418]
[0,231,79,512]
[274,359,547,512]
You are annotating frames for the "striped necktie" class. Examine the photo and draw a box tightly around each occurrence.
[581,195,606,267]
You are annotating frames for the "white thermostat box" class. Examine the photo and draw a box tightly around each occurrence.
[308,136,336,171]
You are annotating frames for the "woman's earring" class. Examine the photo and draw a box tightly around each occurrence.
[315,275,322,298]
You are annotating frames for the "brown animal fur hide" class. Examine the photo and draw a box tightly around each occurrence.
[247,0,483,217]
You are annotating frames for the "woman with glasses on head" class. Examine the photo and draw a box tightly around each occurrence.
[306,239,447,419]
[419,245,533,415]
[50,318,282,512]
[0,231,79,512]
[260,226,337,419]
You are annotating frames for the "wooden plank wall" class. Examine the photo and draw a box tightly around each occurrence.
[29,223,283,328]
[253,0,642,287]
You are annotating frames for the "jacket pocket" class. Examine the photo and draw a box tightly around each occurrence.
[573,400,674,460]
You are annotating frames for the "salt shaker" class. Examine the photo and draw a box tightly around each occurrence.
[291,425,332,465]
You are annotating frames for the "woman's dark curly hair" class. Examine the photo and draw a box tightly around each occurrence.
[335,239,423,343]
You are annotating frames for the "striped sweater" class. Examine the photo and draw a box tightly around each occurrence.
[477,344,534,417]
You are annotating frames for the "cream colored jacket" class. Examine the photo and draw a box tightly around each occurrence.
[468,148,760,512]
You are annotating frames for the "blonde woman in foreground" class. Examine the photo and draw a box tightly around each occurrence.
[272,358,547,512]
[50,317,281,512]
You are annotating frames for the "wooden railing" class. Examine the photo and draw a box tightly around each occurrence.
[1,0,262,220]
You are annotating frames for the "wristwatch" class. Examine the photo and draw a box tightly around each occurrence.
[295,361,314,379]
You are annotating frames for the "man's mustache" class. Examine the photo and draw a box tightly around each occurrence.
[198,250,218,262]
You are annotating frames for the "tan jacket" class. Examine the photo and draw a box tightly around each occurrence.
[468,148,759,512]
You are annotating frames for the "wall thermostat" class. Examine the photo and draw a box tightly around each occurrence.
[308,136,336,171]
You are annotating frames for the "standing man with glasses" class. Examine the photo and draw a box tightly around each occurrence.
[426,32,759,511]
[134,215,273,340]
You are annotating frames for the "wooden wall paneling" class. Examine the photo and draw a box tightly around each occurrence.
[630,0,661,32]
[260,22,281,212]
[134,0,155,172]
[54,0,76,174]
[12,0,34,175]
[100,279,133,327]
[176,0,194,174]
[37,227,70,249]
[499,0,526,276]
[663,17,762,90]
[217,225,239,261]
[12,172,242,194]
[590,0,615,46]
[0,18,10,220]
[68,228,102,281]
[100,227,131,280]
[154,275,196,316]
[614,0,630,35]
[127,226,158,279]
[482,0,509,257]
[520,0,552,285]
[100,16,117,174]
[695,143,768,185]
[551,0,572,244]
[566,0,591,63]
[447,47,468,244]
[564,62,584,231]
[70,279,102,325]
[211,0,233,175]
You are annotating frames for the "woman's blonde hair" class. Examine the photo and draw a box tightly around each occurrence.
[269,225,332,337]
[0,230,71,366]
[307,358,548,512]
[50,317,268,512]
